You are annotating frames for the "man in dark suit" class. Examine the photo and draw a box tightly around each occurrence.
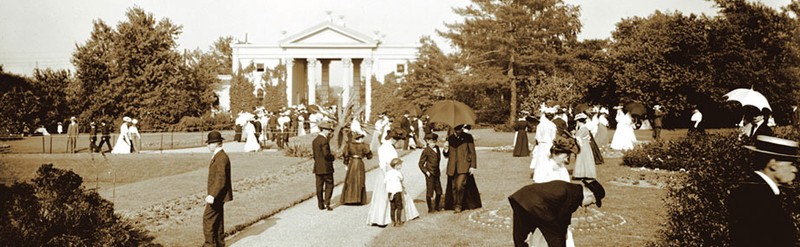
[203,131,232,247]
[508,180,605,247]
[652,105,665,140]
[444,124,478,213]
[727,135,798,247]
[399,111,412,150]
[741,108,773,143]
[312,121,336,211]
[88,121,98,153]
[419,133,442,212]
[97,121,112,153]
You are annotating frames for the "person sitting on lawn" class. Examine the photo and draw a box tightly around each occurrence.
[386,158,406,226]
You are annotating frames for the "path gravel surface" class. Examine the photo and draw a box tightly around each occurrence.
[228,149,436,247]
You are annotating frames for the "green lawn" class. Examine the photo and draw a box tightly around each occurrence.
[2,130,237,154]
[370,150,668,246]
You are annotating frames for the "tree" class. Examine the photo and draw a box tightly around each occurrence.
[401,36,453,111]
[209,36,233,75]
[0,69,41,134]
[261,62,288,112]
[441,0,582,123]
[72,7,216,128]
[31,68,77,128]
[229,64,257,115]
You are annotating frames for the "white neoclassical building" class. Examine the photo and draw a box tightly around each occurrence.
[227,17,418,120]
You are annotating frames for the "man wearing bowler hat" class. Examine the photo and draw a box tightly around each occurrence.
[727,135,798,247]
[203,131,232,247]
[508,179,605,247]
[312,121,336,211]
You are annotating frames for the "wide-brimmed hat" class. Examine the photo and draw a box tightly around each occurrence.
[123,116,132,122]
[744,135,800,160]
[599,107,609,114]
[206,131,224,144]
[582,180,606,208]
[353,132,365,139]
[385,128,405,140]
[318,121,334,130]
[574,113,588,121]
[70,116,76,120]
[551,136,579,154]
[653,105,662,110]
[132,119,138,124]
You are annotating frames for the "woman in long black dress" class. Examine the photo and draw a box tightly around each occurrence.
[341,133,373,205]
[512,111,531,157]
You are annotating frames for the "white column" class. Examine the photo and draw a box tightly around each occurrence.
[285,58,294,106]
[307,58,317,105]
[341,58,353,106]
[363,58,373,121]
[315,60,322,105]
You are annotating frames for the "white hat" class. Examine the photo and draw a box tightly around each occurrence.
[575,113,588,120]
[543,107,557,114]
[599,107,609,114]
[132,119,138,124]
[653,105,662,109]
[123,116,132,122]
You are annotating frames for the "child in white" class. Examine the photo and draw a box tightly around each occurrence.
[385,158,405,227]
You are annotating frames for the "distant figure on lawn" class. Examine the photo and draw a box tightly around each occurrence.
[513,111,531,157]
[129,119,141,153]
[509,180,605,247]
[66,116,78,153]
[97,121,112,153]
[727,135,798,247]
[312,122,336,211]
[651,105,665,140]
[111,117,132,154]
[57,122,63,135]
[203,131,232,247]
[89,121,97,153]
[688,107,704,136]
[609,105,637,151]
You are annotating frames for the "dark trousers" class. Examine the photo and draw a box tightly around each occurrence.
[89,136,97,152]
[401,137,409,150]
[389,192,404,224]
[67,136,77,153]
[453,173,467,210]
[203,202,225,247]
[510,199,566,247]
[425,174,442,211]
[315,173,334,209]
[652,127,662,140]
[98,136,112,152]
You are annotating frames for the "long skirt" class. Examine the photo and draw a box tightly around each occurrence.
[111,135,131,154]
[443,174,483,210]
[573,141,597,180]
[513,131,530,157]
[341,159,367,205]
[367,171,420,226]
[595,125,609,148]
[588,133,604,165]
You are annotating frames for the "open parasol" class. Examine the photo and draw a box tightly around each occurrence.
[723,88,772,111]
[424,100,477,127]
[235,112,255,126]
[624,102,647,117]
[573,103,590,115]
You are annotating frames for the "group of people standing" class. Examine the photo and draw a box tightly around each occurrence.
[236,106,326,152]
[309,111,481,228]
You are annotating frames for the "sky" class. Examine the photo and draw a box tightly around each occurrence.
[0,0,793,76]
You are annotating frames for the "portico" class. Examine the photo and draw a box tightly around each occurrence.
[230,18,417,120]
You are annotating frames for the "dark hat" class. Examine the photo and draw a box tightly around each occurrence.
[582,180,606,208]
[745,135,800,160]
[551,136,578,154]
[353,132,365,139]
[425,133,438,140]
[318,121,334,130]
[206,131,224,144]
[385,128,404,140]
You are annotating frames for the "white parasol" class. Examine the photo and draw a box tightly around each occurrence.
[235,112,255,126]
[723,88,772,111]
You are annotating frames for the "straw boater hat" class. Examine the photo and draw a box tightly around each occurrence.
[123,117,132,122]
[574,113,588,121]
[744,135,800,160]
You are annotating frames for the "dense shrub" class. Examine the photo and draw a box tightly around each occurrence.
[283,134,316,158]
[622,132,800,246]
[174,113,232,132]
[0,164,156,246]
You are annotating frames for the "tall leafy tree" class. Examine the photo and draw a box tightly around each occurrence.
[401,36,453,110]
[209,36,233,75]
[229,64,257,114]
[31,68,76,127]
[440,0,581,123]
[72,7,216,128]
[0,68,41,133]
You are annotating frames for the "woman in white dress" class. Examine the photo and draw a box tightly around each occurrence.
[243,120,260,152]
[609,107,637,151]
[129,119,141,153]
[367,131,420,226]
[111,117,132,154]
[530,108,558,181]
[297,114,306,136]
[529,137,577,247]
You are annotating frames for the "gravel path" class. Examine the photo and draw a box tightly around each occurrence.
[228,149,435,247]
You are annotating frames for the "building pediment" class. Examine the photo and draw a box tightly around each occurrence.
[279,21,379,48]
